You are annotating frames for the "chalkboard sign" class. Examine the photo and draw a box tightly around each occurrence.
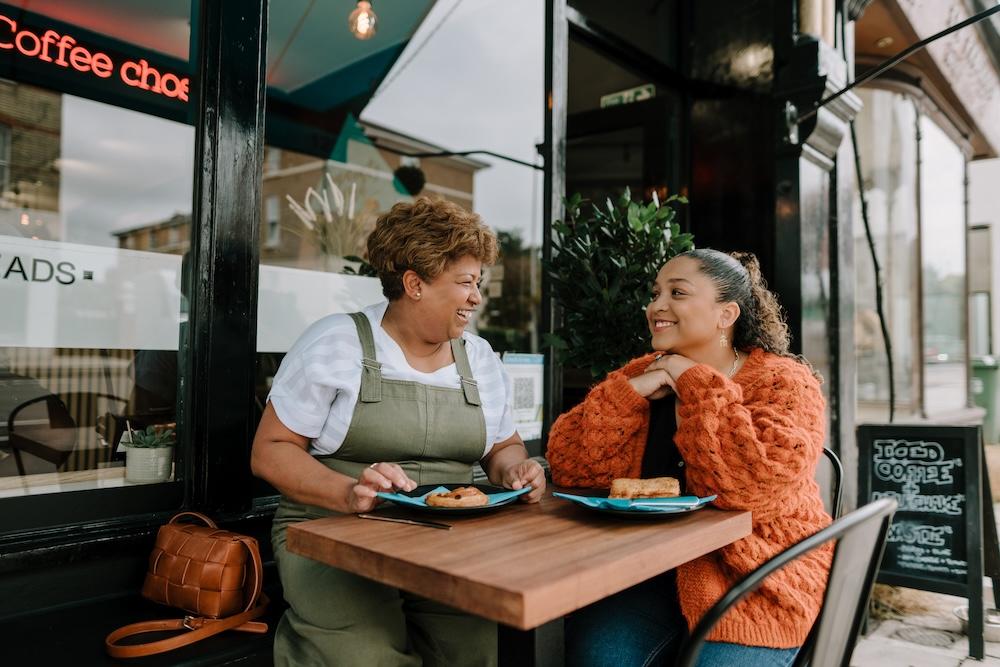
[858,424,999,660]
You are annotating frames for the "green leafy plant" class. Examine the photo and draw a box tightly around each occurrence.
[545,188,692,378]
[126,425,176,448]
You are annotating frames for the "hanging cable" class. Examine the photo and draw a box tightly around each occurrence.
[850,121,895,421]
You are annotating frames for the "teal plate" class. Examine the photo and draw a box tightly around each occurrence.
[554,492,716,518]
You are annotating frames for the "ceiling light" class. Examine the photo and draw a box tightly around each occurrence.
[349,1,378,40]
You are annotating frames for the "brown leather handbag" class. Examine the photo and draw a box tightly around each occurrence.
[105,511,269,658]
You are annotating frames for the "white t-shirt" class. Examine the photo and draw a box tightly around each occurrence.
[267,301,516,458]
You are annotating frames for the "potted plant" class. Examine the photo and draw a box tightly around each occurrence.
[545,188,692,403]
[122,424,175,483]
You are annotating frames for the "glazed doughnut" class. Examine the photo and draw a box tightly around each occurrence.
[425,486,489,508]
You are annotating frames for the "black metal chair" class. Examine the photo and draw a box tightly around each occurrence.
[8,392,126,475]
[822,447,844,519]
[675,497,897,667]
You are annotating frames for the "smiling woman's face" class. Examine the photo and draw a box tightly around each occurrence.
[419,255,484,341]
[647,256,730,355]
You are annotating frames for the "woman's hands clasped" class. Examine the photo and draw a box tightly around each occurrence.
[629,354,699,399]
[346,462,417,513]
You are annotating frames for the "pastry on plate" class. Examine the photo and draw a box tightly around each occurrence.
[609,476,680,499]
[425,486,490,508]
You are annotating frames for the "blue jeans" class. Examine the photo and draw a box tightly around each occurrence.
[564,572,798,667]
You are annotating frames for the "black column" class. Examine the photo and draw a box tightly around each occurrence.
[542,0,568,443]
[185,0,268,512]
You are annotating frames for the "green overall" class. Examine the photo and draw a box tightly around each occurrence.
[272,312,496,667]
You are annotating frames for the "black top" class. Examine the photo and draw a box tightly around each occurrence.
[641,394,686,492]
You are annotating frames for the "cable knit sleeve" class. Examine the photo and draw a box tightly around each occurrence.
[672,356,825,510]
[545,355,657,488]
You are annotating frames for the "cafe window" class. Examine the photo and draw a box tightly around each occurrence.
[854,87,969,421]
[0,2,193,521]
[252,0,546,482]
[0,121,10,196]
[919,113,967,415]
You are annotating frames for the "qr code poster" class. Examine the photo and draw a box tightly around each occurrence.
[502,352,544,441]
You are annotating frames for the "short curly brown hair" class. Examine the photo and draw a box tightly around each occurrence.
[366,197,499,300]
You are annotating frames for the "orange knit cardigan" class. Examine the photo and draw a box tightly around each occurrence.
[546,348,832,649]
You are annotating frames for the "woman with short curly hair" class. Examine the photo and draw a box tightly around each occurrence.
[253,197,544,667]
[547,248,831,667]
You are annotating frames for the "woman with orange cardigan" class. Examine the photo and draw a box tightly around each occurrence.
[547,248,831,667]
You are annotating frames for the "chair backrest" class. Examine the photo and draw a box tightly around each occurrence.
[675,498,897,667]
[57,392,128,428]
[8,393,74,431]
[822,447,844,519]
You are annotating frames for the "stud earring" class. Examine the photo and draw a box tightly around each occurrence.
[415,291,421,299]
[719,332,729,348]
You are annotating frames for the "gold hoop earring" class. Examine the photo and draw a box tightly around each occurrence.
[719,332,729,348]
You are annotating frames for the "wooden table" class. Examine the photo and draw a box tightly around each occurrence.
[287,490,751,665]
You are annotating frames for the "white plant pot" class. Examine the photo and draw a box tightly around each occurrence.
[124,445,174,483]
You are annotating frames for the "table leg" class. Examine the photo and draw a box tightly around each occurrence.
[498,619,563,667]
[499,625,536,666]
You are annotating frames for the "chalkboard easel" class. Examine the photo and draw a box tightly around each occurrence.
[858,424,1000,660]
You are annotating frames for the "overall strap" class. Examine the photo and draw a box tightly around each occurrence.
[349,312,382,403]
[450,338,481,406]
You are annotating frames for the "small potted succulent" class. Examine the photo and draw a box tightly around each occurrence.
[122,424,175,483]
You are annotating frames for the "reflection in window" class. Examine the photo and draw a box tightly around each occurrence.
[853,88,969,419]
[265,195,281,249]
[920,115,967,414]
[0,85,193,496]
[254,1,545,440]
[854,89,919,416]
[0,122,10,198]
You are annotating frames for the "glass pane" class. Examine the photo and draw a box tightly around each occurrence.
[920,114,967,414]
[568,37,654,115]
[566,126,644,203]
[971,292,990,358]
[253,0,545,488]
[568,0,680,71]
[854,89,919,420]
[0,2,193,498]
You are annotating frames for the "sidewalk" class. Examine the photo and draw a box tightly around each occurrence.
[852,587,1000,666]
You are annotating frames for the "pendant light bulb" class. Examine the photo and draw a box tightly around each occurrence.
[349,1,378,40]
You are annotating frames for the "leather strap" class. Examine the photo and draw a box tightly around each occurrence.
[105,594,269,659]
[350,312,383,403]
[105,515,268,659]
[168,510,217,528]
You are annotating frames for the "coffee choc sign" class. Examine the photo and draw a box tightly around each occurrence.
[0,8,190,103]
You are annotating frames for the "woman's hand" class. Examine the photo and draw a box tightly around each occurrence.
[644,354,698,392]
[501,458,546,503]
[346,462,417,513]
[629,366,674,400]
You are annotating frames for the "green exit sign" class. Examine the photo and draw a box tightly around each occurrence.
[600,84,655,108]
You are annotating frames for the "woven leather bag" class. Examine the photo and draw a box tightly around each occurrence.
[105,511,269,658]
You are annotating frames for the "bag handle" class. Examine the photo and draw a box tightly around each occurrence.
[104,594,269,659]
[168,510,217,528]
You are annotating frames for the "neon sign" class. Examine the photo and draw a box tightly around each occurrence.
[0,13,190,102]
